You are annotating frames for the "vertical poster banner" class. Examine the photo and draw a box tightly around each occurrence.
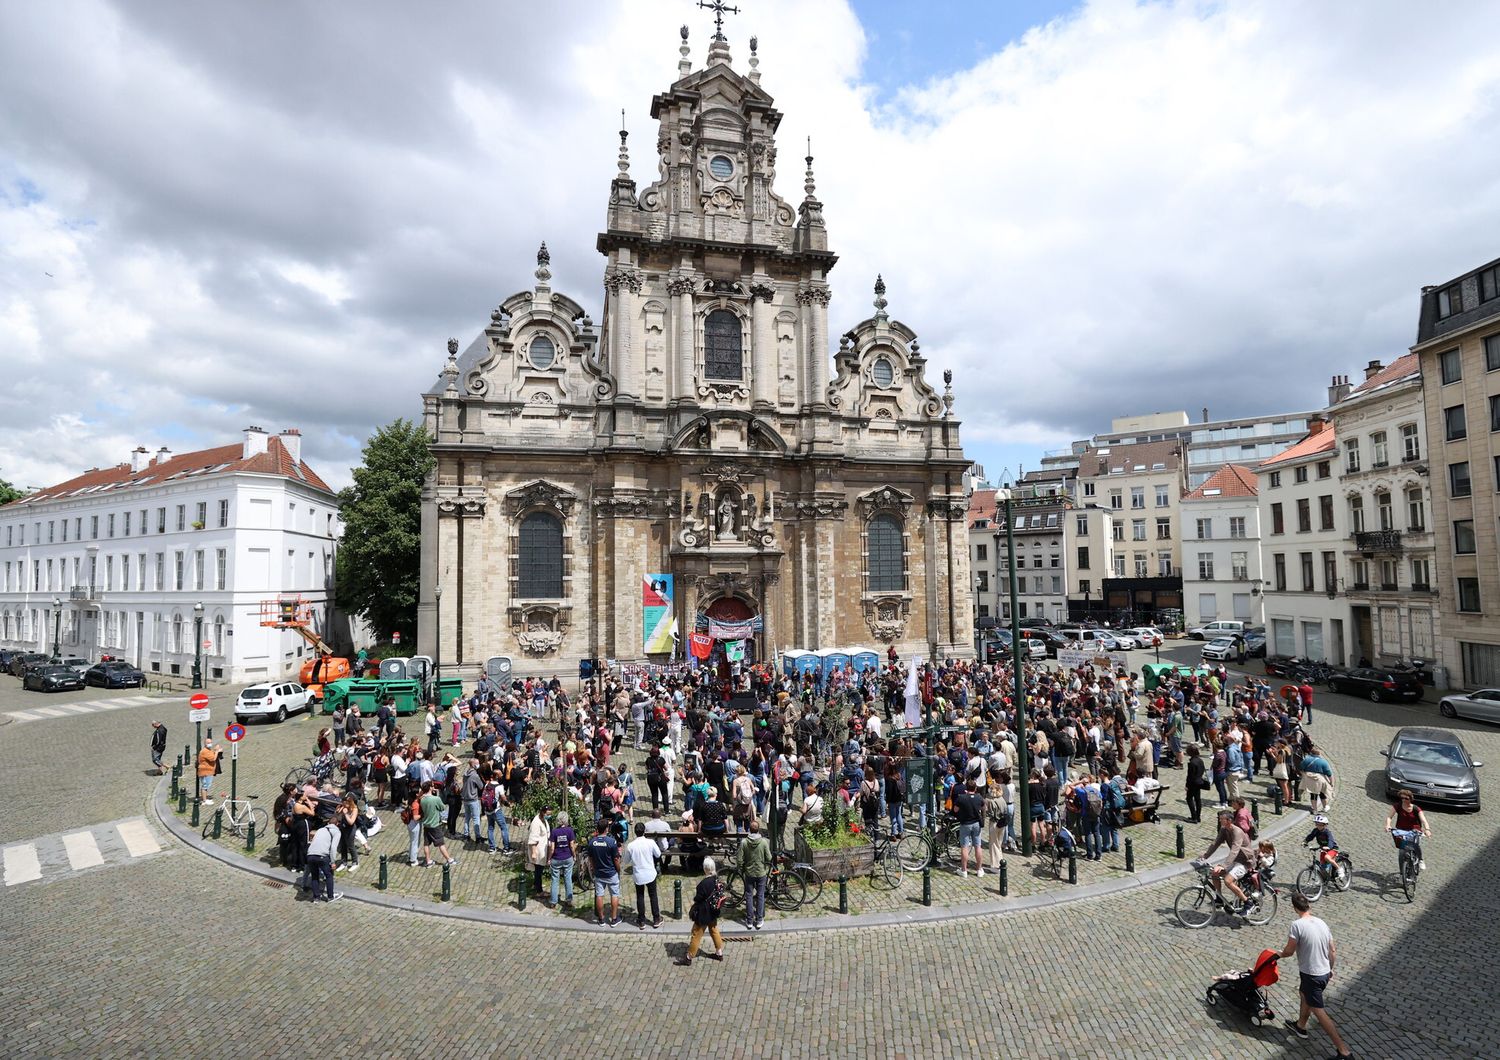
[643,574,675,654]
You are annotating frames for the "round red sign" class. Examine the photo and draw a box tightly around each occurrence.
[189,692,210,710]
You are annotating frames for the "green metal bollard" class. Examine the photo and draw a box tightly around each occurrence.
[1274,787,1284,815]
[1251,799,1260,825]
[1124,837,1135,872]
[378,854,388,891]
[1175,823,1186,858]
[178,787,187,814]
[169,766,179,800]
[246,819,256,852]
[1067,854,1077,885]
[838,876,848,914]
[212,808,223,839]
[999,860,1008,896]
[184,744,191,770]
[517,868,527,910]
[190,797,200,828]
[921,866,932,906]
[441,862,451,902]
[673,878,683,919]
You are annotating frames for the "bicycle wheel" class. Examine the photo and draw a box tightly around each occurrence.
[1174,885,1215,929]
[284,766,311,788]
[249,807,270,841]
[1332,854,1353,892]
[894,832,932,871]
[1400,854,1418,902]
[768,871,807,911]
[1296,866,1324,902]
[795,863,824,903]
[873,847,903,890]
[940,826,962,865]
[723,869,745,905]
[1244,887,1278,926]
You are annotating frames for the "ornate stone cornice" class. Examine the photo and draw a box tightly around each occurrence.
[604,268,645,295]
[436,496,486,518]
[748,282,775,303]
[666,277,697,297]
[855,485,914,521]
[594,490,667,519]
[504,480,576,518]
[793,499,849,520]
[926,496,969,521]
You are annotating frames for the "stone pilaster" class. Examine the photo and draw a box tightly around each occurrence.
[750,279,775,408]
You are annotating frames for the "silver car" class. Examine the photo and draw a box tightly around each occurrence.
[1200,636,1240,663]
[1381,726,1483,810]
[1440,688,1500,725]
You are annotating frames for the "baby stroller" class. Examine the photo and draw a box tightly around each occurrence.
[1206,949,1279,1026]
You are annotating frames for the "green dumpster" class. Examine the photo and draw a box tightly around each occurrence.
[436,677,465,708]
[320,677,424,715]
[320,678,357,714]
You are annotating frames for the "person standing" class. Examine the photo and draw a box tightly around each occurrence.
[196,739,223,805]
[585,817,623,926]
[547,811,577,908]
[527,806,552,897]
[149,720,168,776]
[418,781,457,868]
[424,705,441,756]
[735,821,772,929]
[625,822,663,929]
[1297,679,1315,724]
[952,781,984,878]
[674,858,727,966]
[1184,745,1206,824]
[304,816,342,903]
[1279,891,1353,1057]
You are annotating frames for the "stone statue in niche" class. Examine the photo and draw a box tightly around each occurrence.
[716,494,739,540]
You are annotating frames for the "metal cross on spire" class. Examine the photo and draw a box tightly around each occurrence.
[697,0,740,41]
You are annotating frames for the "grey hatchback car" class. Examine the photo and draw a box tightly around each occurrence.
[1381,727,1483,810]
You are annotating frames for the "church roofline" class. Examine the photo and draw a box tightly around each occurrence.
[595,230,837,268]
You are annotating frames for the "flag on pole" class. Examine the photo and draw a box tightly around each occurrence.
[903,656,922,727]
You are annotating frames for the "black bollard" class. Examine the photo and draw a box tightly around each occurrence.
[1251,799,1260,825]
[673,878,683,919]
[921,866,932,906]
[1273,786,1284,815]
[379,854,388,891]
[1067,854,1077,885]
[441,862,452,902]
[1175,823,1185,858]
[999,860,1009,896]
[246,818,256,852]
[1125,837,1135,872]
[838,876,848,914]
[213,808,223,839]
[190,798,200,828]
[169,766,179,800]
[517,867,527,910]
[178,786,187,814]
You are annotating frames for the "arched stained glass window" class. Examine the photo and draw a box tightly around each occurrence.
[518,512,564,598]
[704,309,743,380]
[867,514,904,593]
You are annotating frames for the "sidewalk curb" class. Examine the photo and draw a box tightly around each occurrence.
[154,776,1310,936]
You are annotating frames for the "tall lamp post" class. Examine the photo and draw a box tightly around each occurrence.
[433,582,442,705]
[191,601,204,689]
[51,597,62,657]
[972,572,983,660]
[997,489,1032,856]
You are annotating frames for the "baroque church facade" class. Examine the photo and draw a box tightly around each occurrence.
[418,27,972,676]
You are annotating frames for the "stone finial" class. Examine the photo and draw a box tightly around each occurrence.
[618,111,630,174]
[535,242,552,285]
[679,24,692,74]
[447,337,459,356]
[443,338,460,394]
[748,35,761,83]
[804,138,817,200]
[680,23,689,40]
[873,274,888,317]
[942,368,954,416]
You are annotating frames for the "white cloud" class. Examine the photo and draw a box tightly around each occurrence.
[2,0,1500,495]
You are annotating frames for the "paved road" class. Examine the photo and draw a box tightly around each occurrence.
[0,661,1496,1057]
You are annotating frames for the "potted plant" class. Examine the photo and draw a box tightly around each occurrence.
[793,791,875,879]
[191,520,205,530]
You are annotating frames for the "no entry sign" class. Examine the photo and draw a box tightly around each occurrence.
[189,692,209,710]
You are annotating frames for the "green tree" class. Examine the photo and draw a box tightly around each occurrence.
[335,419,434,645]
[0,478,23,506]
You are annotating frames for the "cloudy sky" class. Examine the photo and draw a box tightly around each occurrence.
[3,0,1499,494]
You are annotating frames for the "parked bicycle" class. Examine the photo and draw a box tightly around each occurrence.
[888,812,961,871]
[1295,843,1353,901]
[283,753,335,789]
[724,856,809,912]
[1390,828,1423,902]
[1175,860,1277,928]
[202,794,268,841]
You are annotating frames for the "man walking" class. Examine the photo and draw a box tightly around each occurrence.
[149,720,168,775]
[586,817,623,926]
[735,820,772,929]
[625,822,663,928]
[1279,891,1353,1058]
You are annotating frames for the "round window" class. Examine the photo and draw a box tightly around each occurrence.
[871,357,895,387]
[528,334,556,371]
[709,155,734,180]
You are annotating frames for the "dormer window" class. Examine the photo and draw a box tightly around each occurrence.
[871,357,894,387]
[709,155,734,180]
[528,334,556,371]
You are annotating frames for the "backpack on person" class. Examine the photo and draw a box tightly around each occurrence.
[1085,787,1103,818]
[400,794,420,825]
[480,783,498,814]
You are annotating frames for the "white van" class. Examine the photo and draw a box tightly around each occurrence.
[1189,620,1245,641]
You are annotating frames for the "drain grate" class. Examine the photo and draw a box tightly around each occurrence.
[262,878,288,890]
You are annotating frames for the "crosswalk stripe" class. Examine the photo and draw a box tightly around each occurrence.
[3,844,42,886]
[94,700,133,710]
[6,710,41,721]
[29,707,68,718]
[62,831,105,870]
[116,819,160,858]
[54,704,98,714]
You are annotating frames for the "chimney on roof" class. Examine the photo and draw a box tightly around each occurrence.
[130,446,150,473]
[1364,359,1383,381]
[1327,374,1351,406]
[278,428,302,464]
[1307,415,1328,435]
[154,446,171,465]
[1202,407,1209,423]
[243,426,268,459]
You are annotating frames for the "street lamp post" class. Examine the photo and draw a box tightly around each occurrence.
[433,583,442,706]
[51,597,61,657]
[972,573,983,661]
[191,601,204,689]
[998,489,1032,856]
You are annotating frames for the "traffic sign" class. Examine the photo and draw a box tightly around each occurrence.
[231,742,239,761]
[223,723,246,743]
[188,707,210,723]
[202,639,212,649]
[392,631,402,644]
[189,692,209,710]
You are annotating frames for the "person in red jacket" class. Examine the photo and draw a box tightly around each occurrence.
[1297,681,1315,724]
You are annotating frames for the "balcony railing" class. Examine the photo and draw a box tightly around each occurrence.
[1353,529,1402,552]
[69,584,100,601]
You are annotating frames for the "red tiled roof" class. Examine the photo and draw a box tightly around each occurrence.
[967,488,998,529]
[1184,463,1259,501]
[1259,423,1337,468]
[11,435,332,507]
[1348,353,1419,396]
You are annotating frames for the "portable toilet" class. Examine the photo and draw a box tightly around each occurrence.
[819,650,851,683]
[851,650,879,673]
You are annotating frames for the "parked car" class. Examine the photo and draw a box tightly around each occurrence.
[235,682,311,724]
[1022,628,1071,657]
[1188,620,1246,641]
[0,648,22,670]
[8,652,49,678]
[1200,636,1243,663]
[1329,667,1425,703]
[1074,629,1123,651]
[1439,688,1500,725]
[1127,627,1164,648]
[24,664,85,693]
[1111,632,1141,650]
[1381,726,1482,810]
[986,631,1047,662]
[1243,628,1267,658]
[50,656,92,680]
[85,661,147,689]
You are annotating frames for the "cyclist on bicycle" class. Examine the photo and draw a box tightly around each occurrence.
[1201,808,1254,912]
[1385,789,1431,871]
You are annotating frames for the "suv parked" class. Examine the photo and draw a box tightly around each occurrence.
[235,682,311,724]
[1188,620,1246,641]
[85,661,147,689]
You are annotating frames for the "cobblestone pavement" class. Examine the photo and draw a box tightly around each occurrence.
[1,662,1497,1056]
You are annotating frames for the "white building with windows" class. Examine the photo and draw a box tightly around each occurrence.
[1181,464,1264,629]
[0,427,351,683]
[1256,418,1351,664]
